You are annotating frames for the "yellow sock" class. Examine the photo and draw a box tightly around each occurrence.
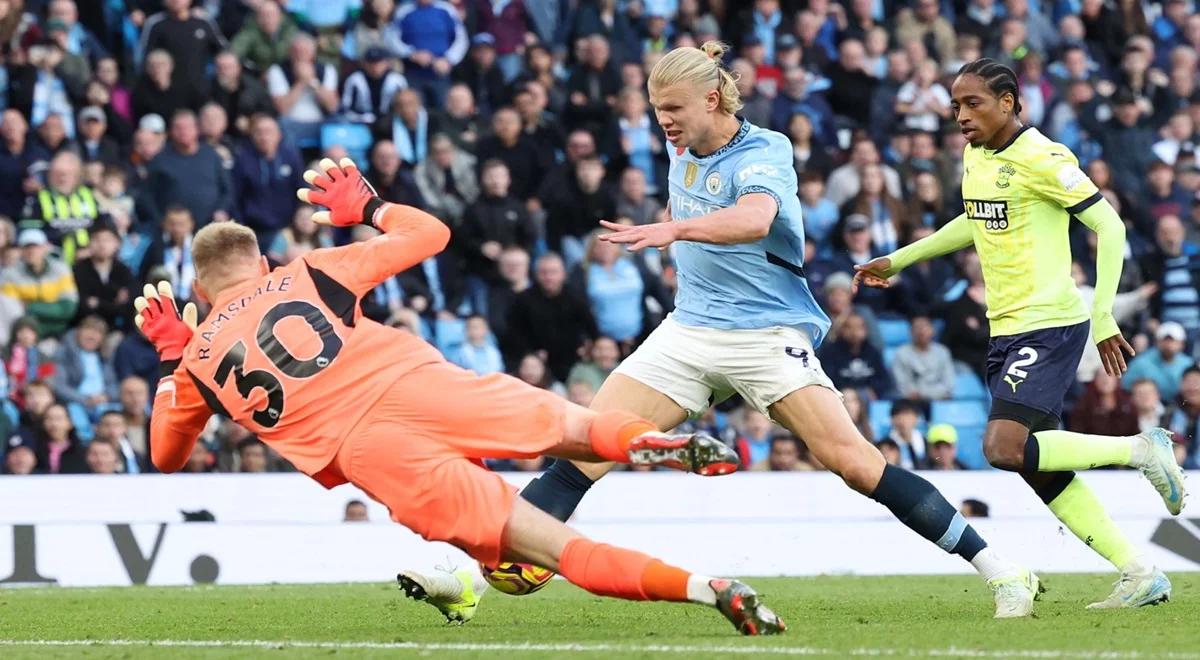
[1046,477,1139,570]
[1032,430,1135,471]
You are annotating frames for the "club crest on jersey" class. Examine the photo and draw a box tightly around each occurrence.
[684,162,699,188]
[995,163,1016,189]
[964,198,1010,231]
[705,172,722,195]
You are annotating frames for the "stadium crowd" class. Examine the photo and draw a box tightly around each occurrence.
[0,0,1198,476]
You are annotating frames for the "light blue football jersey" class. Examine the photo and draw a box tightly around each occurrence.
[667,119,832,346]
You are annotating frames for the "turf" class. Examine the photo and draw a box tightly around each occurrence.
[1,574,1197,658]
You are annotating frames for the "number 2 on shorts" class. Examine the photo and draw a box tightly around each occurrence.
[1006,347,1039,379]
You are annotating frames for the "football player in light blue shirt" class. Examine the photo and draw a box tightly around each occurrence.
[404,42,1039,621]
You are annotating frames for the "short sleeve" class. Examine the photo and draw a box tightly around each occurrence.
[1029,147,1102,215]
[266,66,289,97]
[732,141,794,210]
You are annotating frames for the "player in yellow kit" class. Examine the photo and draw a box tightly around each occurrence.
[855,59,1186,609]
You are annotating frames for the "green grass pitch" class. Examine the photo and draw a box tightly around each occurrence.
[2,574,1198,658]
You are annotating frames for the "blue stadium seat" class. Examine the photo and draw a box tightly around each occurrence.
[321,123,373,166]
[931,318,945,339]
[434,317,466,355]
[883,346,898,368]
[954,424,990,469]
[930,399,989,428]
[869,399,893,441]
[953,370,988,400]
[878,318,911,348]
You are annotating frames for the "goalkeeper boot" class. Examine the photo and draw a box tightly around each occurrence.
[988,568,1043,618]
[397,567,482,624]
[710,578,787,635]
[1134,428,1186,515]
[1087,567,1171,609]
[627,431,740,476]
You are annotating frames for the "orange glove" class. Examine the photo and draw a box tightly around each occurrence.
[134,281,197,366]
[296,157,383,228]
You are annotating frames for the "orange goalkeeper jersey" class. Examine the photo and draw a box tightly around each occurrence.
[149,205,450,481]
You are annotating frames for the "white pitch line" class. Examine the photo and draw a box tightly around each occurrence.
[0,640,1198,658]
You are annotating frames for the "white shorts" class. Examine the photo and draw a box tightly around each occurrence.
[611,315,837,419]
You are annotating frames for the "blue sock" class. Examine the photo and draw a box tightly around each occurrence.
[519,459,594,522]
[868,464,987,561]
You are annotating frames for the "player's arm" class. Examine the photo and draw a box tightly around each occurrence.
[298,158,452,294]
[599,148,788,251]
[134,282,211,473]
[853,213,972,289]
[1075,199,1125,342]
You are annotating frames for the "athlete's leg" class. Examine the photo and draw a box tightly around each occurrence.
[499,496,785,635]
[522,374,691,521]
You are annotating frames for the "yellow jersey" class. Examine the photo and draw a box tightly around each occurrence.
[960,126,1102,337]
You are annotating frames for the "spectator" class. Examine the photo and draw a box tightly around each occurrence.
[373,88,430,166]
[1122,321,1194,402]
[7,42,77,140]
[1072,261,1155,383]
[452,33,506,119]
[876,437,903,466]
[1143,214,1200,341]
[474,106,545,201]
[141,206,197,300]
[210,51,275,138]
[395,226,466,322]
[459,159,535,309]
[894,0,957,64]
[868,50,914,144]
[76,106,120,166]
[513,81,564,165]
[753,434,811,472]
[417,133,477,229]
[840,163,910,255]
[21,150,97,264]
[118,375,150,456]
[567,335,621,393]
[942,251,991,379]
[0,110,50,221]
[612,88,664,196]
[230,1,297,75]
[198,103,236,172]
[566,379,596,407]
[819,312,892,399]
[895,60,952,133]
[513,351,566,397]
[84,436,120,474]
[148,111,232,228]
[1143,160,1194,224]
[485,246,529,341]
[138,0,225,98]
[183,441,216,473]
[5,318,54,404]
[892,315,955,405]
[615,167,661,227]
[822,271,883,349]
[1152,112,1197,168]
[341,47,408,124]
[1070,370,1140,437]
[94,409,145,474]
[343,0,395,61]
[28,113,78,159]
[268,204,333,265]
[905,171,956,231]
[565,0,638,62]
[504,252,596,382]
[730,58,772,129]
[366,139,424,208]
[565,35,622,135]
[573,227,669,346]
[1131,378,1166,433]
[3,441,38,475]
[17,380,56,436]
[825,137,903,207]
[92,57,134,128]
[825,39,877,129]
[72,222,134,330]
[131,50,202,123]
[231,115,304,248]
[447,314,505,376]
[34,403,85,474]
[386,0,469,105]
[1,228,77,337]
[46,0,107,63]
[882,399,927,469]
[545,156,614,267]
[927,423,965,470]
[50,314,116,415]
[1101,90,1157,197]
[432,83,483,155]
[344,499,369,521]
[960,499,990,517]
[798,173,838,254]
[1165,367,1200,467]
[267,34,340,150]
[733,407,775,469]
[788,113,833,180]
[112,310,160,389]
[237,437,269,473]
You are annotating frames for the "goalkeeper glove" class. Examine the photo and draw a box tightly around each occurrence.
[296,157,386,228]
[134,281,198,373]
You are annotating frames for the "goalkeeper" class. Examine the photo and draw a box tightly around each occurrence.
[136,157,784,635]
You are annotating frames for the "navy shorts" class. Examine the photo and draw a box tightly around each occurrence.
[986,321,1089,427]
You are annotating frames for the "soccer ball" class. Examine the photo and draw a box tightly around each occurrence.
[480,561,555,595]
